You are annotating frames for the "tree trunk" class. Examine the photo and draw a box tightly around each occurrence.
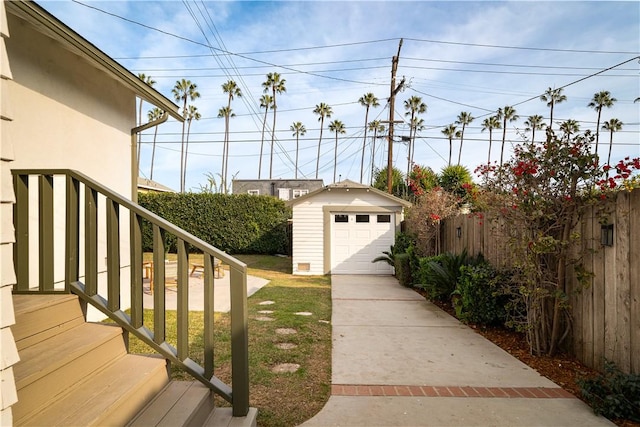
[316,118,324,179]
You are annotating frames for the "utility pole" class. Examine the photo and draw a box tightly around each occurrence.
[386,39,404,194]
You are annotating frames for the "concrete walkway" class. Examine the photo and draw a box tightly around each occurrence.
[301,275,613,426]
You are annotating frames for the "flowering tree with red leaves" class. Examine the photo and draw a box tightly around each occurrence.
[405,188,460,256]
[476,128,639,356]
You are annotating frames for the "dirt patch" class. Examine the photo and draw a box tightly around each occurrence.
[272,363,300,373]
[276,343,298,350]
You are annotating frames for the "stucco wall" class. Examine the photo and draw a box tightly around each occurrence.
[5,11,138,320]
[291,188,405,275]
[0,1,19,423]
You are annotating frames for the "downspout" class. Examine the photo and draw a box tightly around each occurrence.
[131,112,169,203]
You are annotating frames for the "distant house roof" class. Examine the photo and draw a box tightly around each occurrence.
[5,1,183,122]
[286,179,412,207]
[231,179,325,197]
[137,177,175,193]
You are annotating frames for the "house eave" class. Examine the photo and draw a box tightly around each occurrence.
[6,0,183,122]
[287,179,412,207]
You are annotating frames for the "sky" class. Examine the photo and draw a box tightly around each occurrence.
[40,0,640,193]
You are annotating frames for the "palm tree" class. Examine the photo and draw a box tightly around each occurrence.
[172,79,200,192]
[358,93,380,183]
[290,122,306,179]
[481,115,501,165]
[147,107,163,181]
[182,105,201,189]
[409,117,425,166]
[262,72,286,179]
[217,106,234,192]
[221,80,242,189]
[524,115,545,144]
[328,119,346,183]
[540,87,566,129]
[313,103,333,179]
[497,106,519,167]
[588,90,617,157]
[136,73,156,174]
[403,96,427,179]
[441,124,461,166]
[368,120,385,184]
[258,94,273,179]
[455,111,474,166]
[558,119,580,137]
[602,118,623,169]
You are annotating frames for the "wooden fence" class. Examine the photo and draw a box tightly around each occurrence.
[440,189,640,374]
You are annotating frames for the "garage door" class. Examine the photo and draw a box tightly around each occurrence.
[330,212,395,274]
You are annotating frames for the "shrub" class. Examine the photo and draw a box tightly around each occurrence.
[415,250,483,301]
[578,361,640,422]
[455,263,506,325]
[138,192,290,254]
[394,231,415,254]
[394,253,412,287]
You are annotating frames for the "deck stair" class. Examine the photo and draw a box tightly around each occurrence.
[11,294,257,427]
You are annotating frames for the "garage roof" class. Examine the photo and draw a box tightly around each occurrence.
[286,179,411,207]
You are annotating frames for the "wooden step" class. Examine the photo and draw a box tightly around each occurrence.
[19,354,169,426]
[204,407,258,427]
[11,294,85,350]
[13,322,127,422]
[128,381,215,427]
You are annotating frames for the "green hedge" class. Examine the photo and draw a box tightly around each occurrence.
[394,253,412,287]
[138,192,291,254]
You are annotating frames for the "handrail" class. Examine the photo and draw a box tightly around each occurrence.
[11,169,250,417]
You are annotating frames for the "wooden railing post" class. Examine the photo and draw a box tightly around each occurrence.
[13,174,29,291]
[39,174,54,291]
[106,198,120,311]
[65,176,80,291]
[176,239,189,360]
[230,264,250,417]
[203,253,215,379]
[152,225,166,344]
[85,186,98,296]
[130,213,143,328]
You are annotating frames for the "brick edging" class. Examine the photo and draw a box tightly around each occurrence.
[332,384,576,399]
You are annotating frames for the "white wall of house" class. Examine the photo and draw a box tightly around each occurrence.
[4,11,138,321]
[291,187,406,275]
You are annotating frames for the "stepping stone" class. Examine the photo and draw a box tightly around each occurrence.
[275,343,297,350]
[271,363,300,373]
[259,300,275,305]
[275,328,297,335]
[255,316,275,322]
[294,312,312,316]
[258,310,274,314]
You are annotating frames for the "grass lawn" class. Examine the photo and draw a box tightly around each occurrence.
[130,254,332,427]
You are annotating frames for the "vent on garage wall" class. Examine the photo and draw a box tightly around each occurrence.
[297,263,310,272]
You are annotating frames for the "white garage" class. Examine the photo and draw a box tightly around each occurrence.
[288,180,411,275]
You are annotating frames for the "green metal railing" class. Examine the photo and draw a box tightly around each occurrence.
[12,169,250,417]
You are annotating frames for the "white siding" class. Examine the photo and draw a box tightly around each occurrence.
[0,1,18,421]
[292,187,405,275]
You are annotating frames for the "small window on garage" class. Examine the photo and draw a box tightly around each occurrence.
[334,214,348,223]
[377,214,391,223]
[355,214,370,223]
